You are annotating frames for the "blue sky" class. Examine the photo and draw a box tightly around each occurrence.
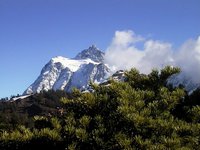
[0,0,200,98]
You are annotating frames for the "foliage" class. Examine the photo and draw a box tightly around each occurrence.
[0,66,199,149]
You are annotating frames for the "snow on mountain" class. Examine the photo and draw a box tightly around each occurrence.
[24,45,110,94]
[65,63,110,91]
[168,72,200,94]
[24,44,200,95]
[10,94,32,102]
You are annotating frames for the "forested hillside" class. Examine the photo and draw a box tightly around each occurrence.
[0,66,200,150]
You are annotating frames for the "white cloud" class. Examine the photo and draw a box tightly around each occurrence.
[139,40,173,73]
[104,30,200,83]
[105,31,144,72]
[111,30,144,47]
[175,36,200,82]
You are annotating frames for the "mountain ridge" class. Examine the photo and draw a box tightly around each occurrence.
[24,45,110,95]
[24,45,200,95]
[74,45,104,62]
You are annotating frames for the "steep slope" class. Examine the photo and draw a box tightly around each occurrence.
[24,45,110,94]
[65,63,110,91]
[75,45,104,62]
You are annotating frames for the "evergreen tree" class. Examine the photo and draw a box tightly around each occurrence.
[0,66,199,149]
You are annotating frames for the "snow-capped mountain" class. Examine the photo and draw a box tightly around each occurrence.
[168,72,200,94]
[24,45,110,94]
[24,44,200,95]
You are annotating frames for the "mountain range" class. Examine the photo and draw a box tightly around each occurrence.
[24,45,200,95]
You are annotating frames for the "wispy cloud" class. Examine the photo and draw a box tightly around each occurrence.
[104,30,200,83]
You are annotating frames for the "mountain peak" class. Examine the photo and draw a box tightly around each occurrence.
[89,44,98,49]
[75,45,104,62]
[24,45,110,95]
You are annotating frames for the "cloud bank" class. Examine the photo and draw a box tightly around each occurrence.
[104,30,200,83]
